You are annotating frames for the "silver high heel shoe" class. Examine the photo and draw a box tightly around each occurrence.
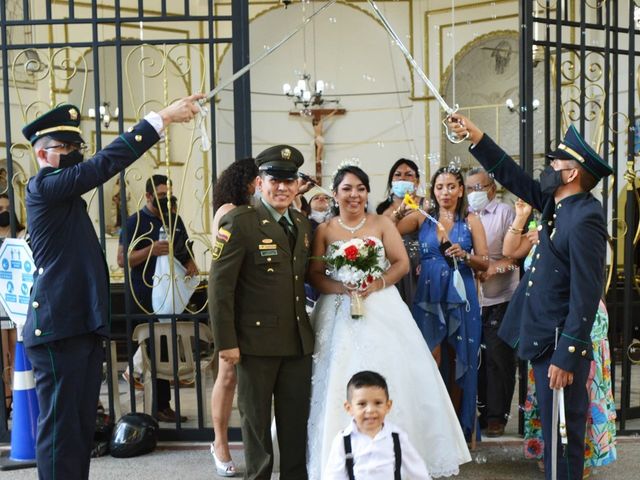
[210,443,236,477]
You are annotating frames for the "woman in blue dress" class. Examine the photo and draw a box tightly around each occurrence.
[395,166,489,440]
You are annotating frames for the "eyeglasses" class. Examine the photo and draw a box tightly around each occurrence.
[468,183,492,192]
[44,143,88,153]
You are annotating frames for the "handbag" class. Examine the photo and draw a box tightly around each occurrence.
[151,255,199,317]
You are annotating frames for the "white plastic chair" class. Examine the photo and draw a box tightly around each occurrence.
[131,321,215,420]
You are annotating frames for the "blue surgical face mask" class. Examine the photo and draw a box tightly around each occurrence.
[391,180,415,198]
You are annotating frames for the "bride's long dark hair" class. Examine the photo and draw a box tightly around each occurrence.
[331,165,370,215]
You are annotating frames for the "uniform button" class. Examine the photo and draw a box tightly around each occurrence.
[127,126,134,133]
[293,256,297,261]
[537,225,543,231]
[553,213,557,219]
[256,321,261,326]
[267,268,274,273]
[568,346,575,353]
[557,203,562,208]
[531,267,536,272]
[295,275,299,280]
[548,221,553,226]
[527,280,533,287]
[296,316,300,321]
[32,301,39,308]
[34,328,42,337]
[135,134,142,142]
[581,350,587,356]
[536,253,540,259]
[296,296,300,301]
[533,341,539,346]
[267,257,272,262]
[38,267,44,274]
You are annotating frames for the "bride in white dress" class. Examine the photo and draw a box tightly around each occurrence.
[307,165,470,479]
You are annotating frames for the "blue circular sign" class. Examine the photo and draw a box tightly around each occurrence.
[1,259,8,270]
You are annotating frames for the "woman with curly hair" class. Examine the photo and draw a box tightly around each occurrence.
[209,157,258,476]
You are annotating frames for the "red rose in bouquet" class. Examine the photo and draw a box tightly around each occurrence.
[344,245,359,261]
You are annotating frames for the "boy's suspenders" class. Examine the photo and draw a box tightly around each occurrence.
[343,432,402,480]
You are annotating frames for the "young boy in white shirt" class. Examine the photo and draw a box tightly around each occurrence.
[324,371,431,480]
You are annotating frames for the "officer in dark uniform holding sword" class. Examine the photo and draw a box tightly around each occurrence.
[21,94,202,480]
[448,114,612,480]
[209,146,314,480]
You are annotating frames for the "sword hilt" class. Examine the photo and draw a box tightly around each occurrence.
[443,106,470,144]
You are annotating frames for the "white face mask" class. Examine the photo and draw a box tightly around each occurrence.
[309,209,331,224]
[467,191,490,212]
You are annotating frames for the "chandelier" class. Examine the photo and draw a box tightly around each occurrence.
[282,74,340,117]
[88,102,119,128]
[283,73,328,108]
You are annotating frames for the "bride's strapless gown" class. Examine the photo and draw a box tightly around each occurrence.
[307,237,471,479]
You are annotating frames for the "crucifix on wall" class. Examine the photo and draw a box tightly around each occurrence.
[290,107,346,181]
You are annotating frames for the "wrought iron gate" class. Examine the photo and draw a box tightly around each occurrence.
[0,0,251,442]
[521,0,640,434]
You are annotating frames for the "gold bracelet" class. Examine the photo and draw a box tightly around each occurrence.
[508,226,524,235]
[393,209,405,221]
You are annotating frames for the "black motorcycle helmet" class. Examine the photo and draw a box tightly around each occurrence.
[110,413,159,458]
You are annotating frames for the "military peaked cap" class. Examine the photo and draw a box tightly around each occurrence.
[22,104,85,146]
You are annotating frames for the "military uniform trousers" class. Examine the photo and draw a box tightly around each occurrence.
[237,353,312,480]
[26,333,104,480]
[478,302,517,425]
[532,349,590,480]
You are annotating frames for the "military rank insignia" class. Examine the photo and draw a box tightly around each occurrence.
[259,239,278,256]
[212,227,231,260]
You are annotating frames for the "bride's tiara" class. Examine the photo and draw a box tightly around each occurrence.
[330,158,362,185]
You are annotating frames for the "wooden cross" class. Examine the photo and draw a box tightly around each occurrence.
[289,107,346,181]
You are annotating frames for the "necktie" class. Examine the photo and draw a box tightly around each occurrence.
[278,217,296,251]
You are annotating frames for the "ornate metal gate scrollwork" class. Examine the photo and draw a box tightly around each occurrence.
[0,0,250,442]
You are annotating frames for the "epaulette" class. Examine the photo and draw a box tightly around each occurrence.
[225,204,256,218]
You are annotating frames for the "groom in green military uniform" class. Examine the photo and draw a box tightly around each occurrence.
[209,145,314,480]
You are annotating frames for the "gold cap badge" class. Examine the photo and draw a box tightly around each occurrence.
[281,148,291,160]
[69,108,78,120]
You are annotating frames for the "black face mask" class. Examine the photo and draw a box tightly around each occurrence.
[58,150,84,169]
[153,197,169,215]
[0,211,10,227]
[539,165,573,196]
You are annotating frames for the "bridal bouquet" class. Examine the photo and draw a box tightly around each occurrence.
[324,237,385,319]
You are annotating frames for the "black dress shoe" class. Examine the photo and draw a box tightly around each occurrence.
[155,407,187,423]
[486,420,505,437]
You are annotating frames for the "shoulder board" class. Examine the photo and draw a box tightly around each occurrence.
[225,205,256,218]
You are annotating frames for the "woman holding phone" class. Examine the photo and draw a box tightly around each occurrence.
[395,165,488,440]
